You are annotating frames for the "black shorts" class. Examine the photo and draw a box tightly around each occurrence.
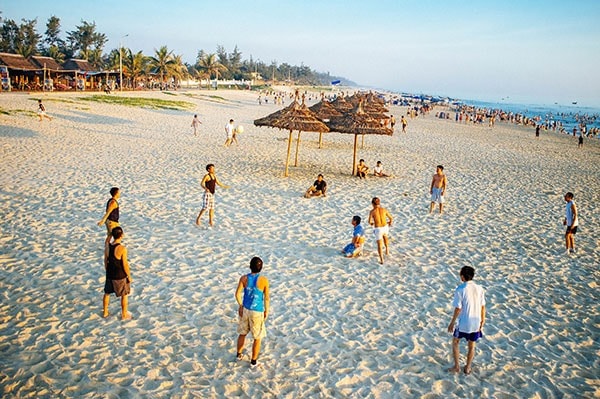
[566,226,578,234]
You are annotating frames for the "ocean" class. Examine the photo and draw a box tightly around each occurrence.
[462,99,600,132]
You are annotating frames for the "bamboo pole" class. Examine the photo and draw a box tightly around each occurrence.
[284,130,293,177]
[352,134,358,176]
[294,131,302,167]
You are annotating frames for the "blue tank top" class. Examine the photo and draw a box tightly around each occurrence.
[242,273,265,312]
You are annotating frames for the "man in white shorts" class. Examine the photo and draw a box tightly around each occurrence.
[224,119,235,147]
[368,197,393,264]
[430,165,447,214]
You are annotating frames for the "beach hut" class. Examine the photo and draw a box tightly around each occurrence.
[0,52,39,91]
[254,93,329,177]
[326,99,393,175]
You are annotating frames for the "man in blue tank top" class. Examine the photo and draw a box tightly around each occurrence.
[235,257,270,367]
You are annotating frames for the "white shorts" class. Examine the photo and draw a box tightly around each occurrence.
[431,187,444,203]
[237,308,266,339]
[373,225,389,241]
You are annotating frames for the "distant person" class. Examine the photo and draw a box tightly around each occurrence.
[447,266,486,375]
[390,115,396,129]
[196,164,229,226]
[535,125,540,138]
[373,161,392,177]
[578,133,583,148]
[224,119,235,147]
[368,197,393,264]
[98,187,121,246]
[235,256,270,368]
[356,159,369,179]
[430,165,447,214]
[342,216,366,257]
[37,99,52,121]
[401,116,408,133]
[563,192,578,255]
[304,174,327,198]
[191,114,202,136]
[103,227,133,320]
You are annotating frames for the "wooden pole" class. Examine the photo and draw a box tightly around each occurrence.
[361,133,365,148]
[318,132,323,149]
[352,134,358,176]
[294,131,302,167]
[284,130,293,177]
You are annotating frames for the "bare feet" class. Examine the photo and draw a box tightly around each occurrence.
[463,366,472,375]
[102,312,109,318]
[447,366,460,373]
[122,313,133,321]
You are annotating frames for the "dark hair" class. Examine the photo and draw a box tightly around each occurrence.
[352,215,361,225]
[111,226,123,240]
[437,165,444,171]
[359,159,365,162]
[110,187,119,196]
[229,119,234,123]
[565,192,574,199]
[250,257,263,273]
[377,161,382,164]
[194,114,197,117]
[318,174,323,178]
[460,266,475,281]
[371,197,380,205]
[206,163,214,171]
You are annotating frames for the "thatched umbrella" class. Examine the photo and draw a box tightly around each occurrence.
[309,99,342,148]
[326,100,393,175]
[254,95,329,177]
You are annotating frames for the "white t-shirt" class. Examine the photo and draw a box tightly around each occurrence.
[225,123,234,138]
[452,281,485,333]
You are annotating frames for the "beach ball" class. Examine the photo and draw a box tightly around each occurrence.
[236,125,244,134]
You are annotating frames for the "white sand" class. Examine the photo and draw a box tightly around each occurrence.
[0,89,598,398]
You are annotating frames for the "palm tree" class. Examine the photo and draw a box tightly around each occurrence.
[197,53,227,88]
[128,50,149,89]
[170,54,187,88]
[149,45,175,85]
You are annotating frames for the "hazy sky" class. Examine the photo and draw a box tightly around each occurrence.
[3,0,600,106]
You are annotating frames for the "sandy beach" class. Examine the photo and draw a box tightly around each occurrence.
[0,89,598,398]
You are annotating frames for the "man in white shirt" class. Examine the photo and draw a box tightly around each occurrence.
[224,119,235,147]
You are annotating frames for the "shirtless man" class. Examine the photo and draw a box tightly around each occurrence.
[368,197,393,264]
[356,159,369,179]
[430,165,447,214]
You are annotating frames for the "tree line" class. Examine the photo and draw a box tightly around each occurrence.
[0,13,354,87]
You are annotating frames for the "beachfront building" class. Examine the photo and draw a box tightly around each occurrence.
[0,52,40,91]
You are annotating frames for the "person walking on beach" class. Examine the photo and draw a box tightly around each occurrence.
[103,227,133,320]
[98,187,121,246]
[224,119,235,147]
[563,192,578,254]
[235,256,270,368]
[304,174,327,198]
[37,99,52,121]
[430,165,447,214]
[447,266,486,375]
[390,115,396,129]
[196,164,229,226]
[368,197,393,264]
[401,116,408,133]
[191,114,202,136]
[343,215,366,257]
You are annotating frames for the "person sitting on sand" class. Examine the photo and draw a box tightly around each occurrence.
[342,216,366,257]
[447,266,486,375]
[430,165,447,214]
[368,197,393,264]
[103,227,133,320]
[373,161,392,177]
[356,159,369,179]
[304,174,327,198]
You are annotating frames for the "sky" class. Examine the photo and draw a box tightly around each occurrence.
[2,0,600,107]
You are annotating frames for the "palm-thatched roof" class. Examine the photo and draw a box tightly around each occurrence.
[62,58,94,72]
[29,56,63,71]
[0,52,38,71]
[254,96,329,133]
[308,100,342,121]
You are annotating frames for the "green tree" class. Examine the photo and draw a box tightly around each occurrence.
[66,20,107,60]
[149,45,175,84]
[198,53,227,84]
[128,50,149,88]
[14,19,41,58]
[0,18,19,53]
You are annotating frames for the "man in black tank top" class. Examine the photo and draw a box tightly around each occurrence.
[103,226,133,320]
[195,164,229,226]
[98,187,120,246]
